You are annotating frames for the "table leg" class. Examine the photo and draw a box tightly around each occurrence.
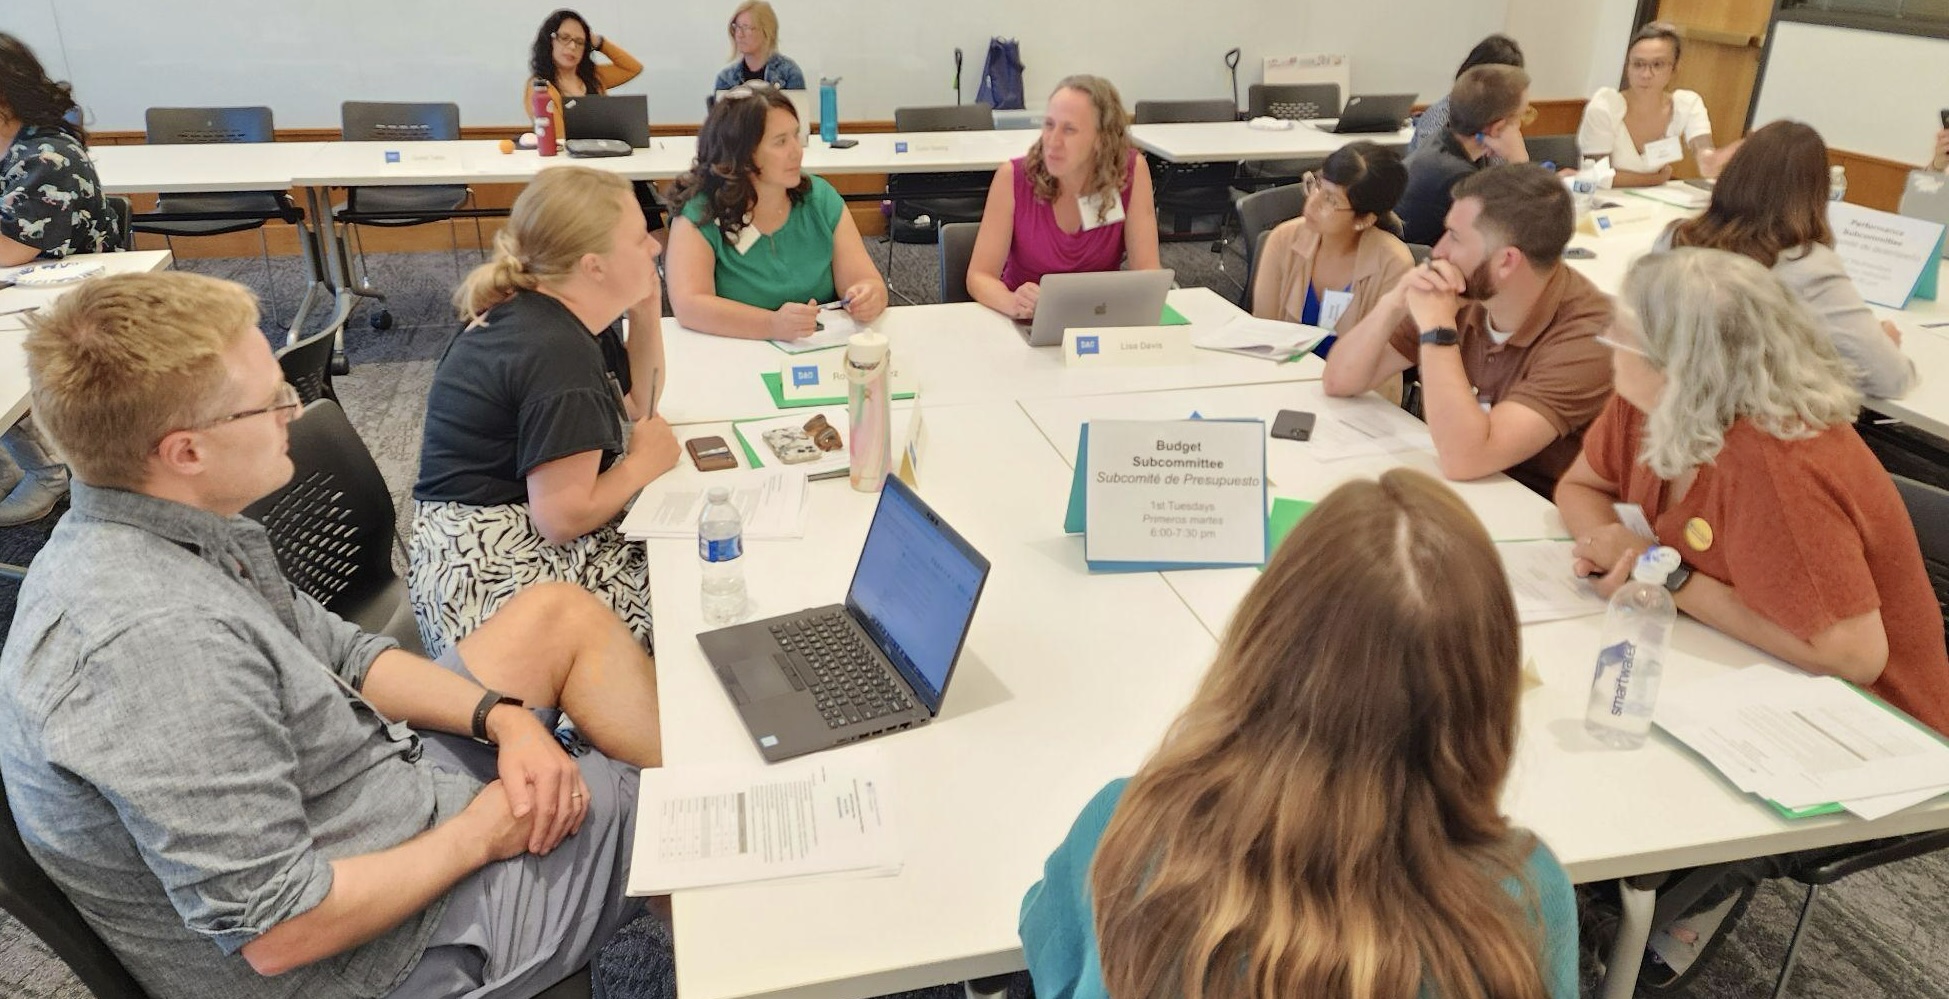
[1599,877,1659,999]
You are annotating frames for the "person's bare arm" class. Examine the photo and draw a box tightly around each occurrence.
[1320,273,1415,396]
[526,427,677,545]
[830,209,888,323]
[1609,164,1674,188]
[967,163,1030,318]
[621,296,665,421]
[1121,158,1162,271]
[0,234,41,266]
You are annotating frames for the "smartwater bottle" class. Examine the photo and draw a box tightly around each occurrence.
[1584,546,1680,749]
[1829,164,1848,203]
[845,332,892,492]
[698,486,747,626]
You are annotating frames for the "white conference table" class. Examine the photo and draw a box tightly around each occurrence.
[1130,120,1413,164]
[0,250,173,428]
[655,287,1323,425]
[1867,262,1949,439]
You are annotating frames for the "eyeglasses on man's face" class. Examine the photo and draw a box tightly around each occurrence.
[194,382,303,431]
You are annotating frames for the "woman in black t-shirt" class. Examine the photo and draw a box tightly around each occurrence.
[409,165,679,656]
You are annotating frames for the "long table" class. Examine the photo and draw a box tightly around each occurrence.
[634,279,1949,999]
[1130,120,1413,164]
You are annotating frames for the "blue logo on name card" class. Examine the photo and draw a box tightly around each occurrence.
[895,141,909,153]
[384,150,401,164]
[791,365,821,387]
[1596,216,1612,231]
[1076,336,1100,355]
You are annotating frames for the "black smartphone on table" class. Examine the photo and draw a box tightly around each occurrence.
[1271,410,1316,442]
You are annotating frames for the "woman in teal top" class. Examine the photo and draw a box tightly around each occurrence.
[665,85,887,340]
[1020,470,1581,999]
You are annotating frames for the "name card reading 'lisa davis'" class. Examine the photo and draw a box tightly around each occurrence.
[1062,326,1194,367]
[1066,419,1267,572]
[1828,201,1946,309]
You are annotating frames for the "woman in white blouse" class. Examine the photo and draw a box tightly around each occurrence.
[1577,22,1733,187]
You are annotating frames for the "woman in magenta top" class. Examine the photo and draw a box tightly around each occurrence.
[967,74,1162,320]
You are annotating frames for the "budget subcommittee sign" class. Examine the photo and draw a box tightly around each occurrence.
[1067,418,1267,571]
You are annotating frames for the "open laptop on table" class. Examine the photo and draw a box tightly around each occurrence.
[1308,93,1416,135]
[1017,268,1176,346]
[562,94,650,148]
[698,475,991,763]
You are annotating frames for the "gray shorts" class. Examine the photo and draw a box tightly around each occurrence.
[385,649,647,999]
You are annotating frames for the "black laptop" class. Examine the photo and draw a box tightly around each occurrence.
[698,475,991,763]
[1313,93,1417,134]
[562,94,650,148]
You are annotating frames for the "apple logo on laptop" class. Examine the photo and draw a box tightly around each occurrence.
[1092,303,1107,316]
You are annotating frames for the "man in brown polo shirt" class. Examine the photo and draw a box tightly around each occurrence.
[1322,164,1613,494]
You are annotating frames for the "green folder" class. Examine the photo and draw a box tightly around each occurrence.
[1160,303,1192,326]
[759,372,916,410]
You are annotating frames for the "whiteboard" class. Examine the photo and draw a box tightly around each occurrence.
[1751,20,1949,166]
[2,0,1508,132]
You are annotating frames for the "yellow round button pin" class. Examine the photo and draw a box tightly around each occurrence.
[1683,517,1714,552]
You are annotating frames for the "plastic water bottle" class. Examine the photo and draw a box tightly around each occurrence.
[1584,546,1680,749]
[1829,164,1847,203]
[819,77,841,144]
[699,486,747,625]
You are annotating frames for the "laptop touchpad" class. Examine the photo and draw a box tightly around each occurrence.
[730,655,797,702]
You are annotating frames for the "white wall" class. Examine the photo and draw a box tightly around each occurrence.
[1752,20,1949,165]
[1504,0,1638,100]
[1,0,1525,132]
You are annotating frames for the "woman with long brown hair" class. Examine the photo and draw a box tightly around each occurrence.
[1021,470,1578,999]
[1664,120,1913,398]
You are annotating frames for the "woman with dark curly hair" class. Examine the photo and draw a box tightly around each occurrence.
[1,31,118,526]
[663,85,886,340]
[966,74,1161,322]
[524,9,641,142]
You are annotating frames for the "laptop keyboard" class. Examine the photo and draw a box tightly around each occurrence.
[771,612,914,728]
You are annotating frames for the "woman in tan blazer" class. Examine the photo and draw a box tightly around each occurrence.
[1253,141,1414,358]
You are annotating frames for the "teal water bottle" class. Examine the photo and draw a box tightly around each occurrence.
[819,77,840,144]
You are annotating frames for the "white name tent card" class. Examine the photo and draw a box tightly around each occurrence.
[1828,201,1946,309]
[778,352,916,404]
[1061,326,1194,367]
[1063,418,1267,572]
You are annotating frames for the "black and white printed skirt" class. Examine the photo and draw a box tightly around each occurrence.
[408,500,654,658]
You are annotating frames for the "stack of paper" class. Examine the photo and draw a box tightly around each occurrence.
[1303,404,1435,462]
[626,750,902,894]
[1657,665,1949,820]
[1190,314,1328,361]
[620,468,809,541]
[769,310,861,354]
[1495,540,1608,624]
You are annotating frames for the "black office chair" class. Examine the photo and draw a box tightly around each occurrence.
[1133,99,1238,239]
[888,103,996,245]
[105,195,135,252]
[1240,83,1340,185]
[336,101,482,330]
[240,400,417,651]
[1526,134,1581,171]
[276,323,342,405]
[937,221,980,304]
[1228,183,1307,307]
[136,107,302,325]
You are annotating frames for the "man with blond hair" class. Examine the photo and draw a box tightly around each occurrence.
[0,271,663,999]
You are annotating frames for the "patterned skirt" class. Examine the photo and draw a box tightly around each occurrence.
[408,500,654,659]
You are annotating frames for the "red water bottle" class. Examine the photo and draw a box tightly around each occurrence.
[531,80,557,157]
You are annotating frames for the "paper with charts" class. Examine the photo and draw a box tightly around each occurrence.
[627,749,902,894]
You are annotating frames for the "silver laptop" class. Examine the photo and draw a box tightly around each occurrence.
[1901,169,1949,259]
[697,475,991,763]
[1017,269,1176,347]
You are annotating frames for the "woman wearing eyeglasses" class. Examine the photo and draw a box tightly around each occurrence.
[1576,22,1729,188]
[713,1,805,93]
[664,86,885,340]
[1252,142,1412,360]
[526,9,641,142]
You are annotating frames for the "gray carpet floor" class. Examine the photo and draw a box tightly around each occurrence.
[3,232,1947,998]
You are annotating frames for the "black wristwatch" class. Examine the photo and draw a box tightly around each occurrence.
[471,689,525,745]
[1664,562,1695,596]
[1419,326,1460,347]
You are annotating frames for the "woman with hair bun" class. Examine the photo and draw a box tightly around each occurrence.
[410,165,678,656]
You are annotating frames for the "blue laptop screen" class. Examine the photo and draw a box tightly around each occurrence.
[845,477,990,711]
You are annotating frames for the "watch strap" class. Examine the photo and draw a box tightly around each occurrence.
[471,689,525,745]
[1419,326,1460,347]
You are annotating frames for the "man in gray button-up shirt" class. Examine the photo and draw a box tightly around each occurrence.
[0,271,668,999]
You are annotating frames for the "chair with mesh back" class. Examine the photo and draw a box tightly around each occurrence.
[336,101,482,331]
[276,322,343,405]
[1133,99,1239,238]
[888,104,996,245]
[137,107,302,324]
[938,221,980,304]
[0,766,154,999]
[1525,134,1580,171]
[1228,183,1306,307]
[1240,83,1341,184]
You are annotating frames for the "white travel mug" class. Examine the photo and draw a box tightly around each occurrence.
[845,332,891,492]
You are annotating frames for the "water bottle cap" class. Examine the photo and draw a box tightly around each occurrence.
[707,485,731,503]
[1632,545,1681,584]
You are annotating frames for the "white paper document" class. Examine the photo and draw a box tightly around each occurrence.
[770,310,861,354]
[1189,315,1328,361]
[1657,665,1949,812]
[1303,403,1435,462]
[1627,183,1709,210]
[1496,540,1607,624]
[627,750,902,895]
[620,468,808,541]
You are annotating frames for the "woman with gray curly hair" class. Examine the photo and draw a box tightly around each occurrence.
[1555,247,1946,734]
